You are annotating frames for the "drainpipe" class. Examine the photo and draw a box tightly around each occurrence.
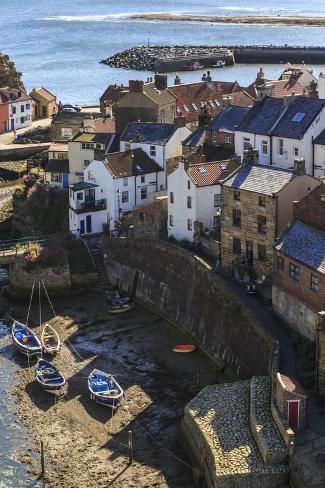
[156,170,158,192]
[270,135,273,165]
[134,175,137,207]
[163,144,167,190]
[312,135,315,177]
[274,193,278,238]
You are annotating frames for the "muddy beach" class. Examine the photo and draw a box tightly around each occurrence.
[7,288,217,487]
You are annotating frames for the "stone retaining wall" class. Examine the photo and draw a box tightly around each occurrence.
[271,402,295,456]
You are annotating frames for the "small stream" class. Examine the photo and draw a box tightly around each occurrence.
[0,321,39,487]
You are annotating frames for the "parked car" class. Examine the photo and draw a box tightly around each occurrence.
[62,107,77,113]
[63,104,81,112]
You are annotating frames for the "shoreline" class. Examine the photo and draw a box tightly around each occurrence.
[130,13,325,27]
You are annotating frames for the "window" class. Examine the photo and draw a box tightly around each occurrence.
[50,172,62,183]
[88,170,95,181]
[277,255,284,271]
[234,190,240,201]
[160,110,165,123]
[123,177,128,187]
[258,244,266,262]
[187,219,193,231]
[21,105,24,113]
[20,117,25,124]
[243,138,251,151]
[169,215,174,227]
[214,194,222,207]
[292,112,306,123]
[278,139,284,156]
[192,103,198,111]
[141,175,145,183]
[225,135,232,144]
[58,152,67,160]
[12,106,16,114]
[122,191,128,203]
[76,192,83,201]
[187,196,192,209]
[213,215,221,229]
[233,237,241,255]
[293,147,299,157]
[212,131,217,143]
[81,142,94,150]
[26,103,31,110]
[187,180,191,190]
[61,128,72,138]
[141,187,147,200]
[83,160,90,168]
[183,104,189,112]
[311,274,319,292]
[170,192,174,204]
[289,262,300,281]
[257,215,266,233]
[258,196,266,207]
[232,209,241,227]
[150,145,156,157]
[262,140,268,155]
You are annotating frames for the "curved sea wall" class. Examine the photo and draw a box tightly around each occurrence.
[104,238,276,378]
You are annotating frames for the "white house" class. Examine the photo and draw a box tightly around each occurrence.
[313,129,325,178]
[0,87,33,132]
[69,148,163,235]
[235,96,325,175]
[167,159,240,242]
[279,63,317,89]
[44,142,69,188]
[120,121,191,187]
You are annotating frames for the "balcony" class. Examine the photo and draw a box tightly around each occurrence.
[74,198,106,214]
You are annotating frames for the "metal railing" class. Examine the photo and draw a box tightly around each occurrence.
[75,199,106,211]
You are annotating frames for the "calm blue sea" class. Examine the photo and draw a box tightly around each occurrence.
[2,0,325,104]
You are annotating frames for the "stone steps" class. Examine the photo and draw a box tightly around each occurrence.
[250,376,288,464]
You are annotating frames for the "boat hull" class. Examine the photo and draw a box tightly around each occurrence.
[35,359,66,392]
[89,392,123,407]
[88,369,124,408]
[12,321,42,357]
[107,301,135,314]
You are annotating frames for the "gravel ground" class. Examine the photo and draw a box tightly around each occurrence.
[9,290,216,487]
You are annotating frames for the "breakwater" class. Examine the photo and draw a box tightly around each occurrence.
[101,45,325,72]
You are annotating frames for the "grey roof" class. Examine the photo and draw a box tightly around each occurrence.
[121,122,176,145]
[45,159,69,173]
[52,112,102,125]
[69,182,98,191]
[223,163,294,195]
[275,221,325,274]
[238,97,284,136]
[183,127,206,147]
[209,105,251,132]
[313,128,325,145]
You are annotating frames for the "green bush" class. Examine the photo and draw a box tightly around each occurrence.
[64,237,95,273]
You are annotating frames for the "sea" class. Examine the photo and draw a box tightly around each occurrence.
[2,0,325,104]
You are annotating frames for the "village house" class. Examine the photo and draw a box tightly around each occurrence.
[44,142,69,188]
[245,68,311,101]
[312,129,325,178]
[50,111,103,141]
[279,63,317,89]
[30,87,56,119]
[69,148,163,235]
[273,183,324,340]
[206,104,251,148]
[0,87,32,132]
[167,159,240,242]
[120,121,191,182]
[113,75,177,135]
[221,157,320,282]
[235,96,325,175]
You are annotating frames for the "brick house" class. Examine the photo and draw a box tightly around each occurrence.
[272,184,325,340]
[206,105,250,147]
[221,159,320,282]
[274,373,307,431]
[30,87,56,119]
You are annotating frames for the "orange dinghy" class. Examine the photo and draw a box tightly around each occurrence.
[173,344,197,353]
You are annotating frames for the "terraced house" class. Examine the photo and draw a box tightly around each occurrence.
[0,87,32,132]
[221,158,319,282]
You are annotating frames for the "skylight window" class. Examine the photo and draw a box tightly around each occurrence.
[292,112,306,123]
[200,101,205,108]
[183,104,190,112]
[214,99,221,107]
[198,166,207,174]
[192,103,198,111]
[209,100,215,108]
[136,165,143,172]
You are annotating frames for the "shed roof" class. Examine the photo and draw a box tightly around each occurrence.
[183,127,206,147]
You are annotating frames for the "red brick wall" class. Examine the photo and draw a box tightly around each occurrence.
[293,184,324,232]
[273,252,325,312]
[0,103,9,132]
[206,130,234,146]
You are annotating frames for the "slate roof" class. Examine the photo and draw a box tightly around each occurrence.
[52,112,102,125]
[45,159,69,173]
[314,129,325,145]
[121,122,176,144]
[223,163,294,195]
[69,181,98,191]
[187,160,240,187]
[143,82,176,105]
[105,148,162,178]
[238,97,285,136]
[272,97,325,140]
[275,221,325,275]
[183,127,206,147]
[48,142,68,152]
[209,105,251,132]
[72,132,110,144]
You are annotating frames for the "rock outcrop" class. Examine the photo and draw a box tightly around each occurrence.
[0,53,24,89]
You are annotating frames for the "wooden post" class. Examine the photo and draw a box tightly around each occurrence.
[41,440,45,475]
[128,430,133,465]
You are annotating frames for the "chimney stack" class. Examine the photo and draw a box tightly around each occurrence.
[174,115,186,129]
[154,74,168,91]
[174,74,181,85]
[129,80,144,93]
[293,158,306,176]
[242,148,259,166]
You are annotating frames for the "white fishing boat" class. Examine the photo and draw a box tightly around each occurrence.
[41,323,61,354]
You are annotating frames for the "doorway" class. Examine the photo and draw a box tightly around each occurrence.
[86,215,92,233]
[287,400,300,430]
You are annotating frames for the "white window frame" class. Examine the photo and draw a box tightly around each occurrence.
[278,139,284,156]
[150,145,156,157]
[262,140,268,155]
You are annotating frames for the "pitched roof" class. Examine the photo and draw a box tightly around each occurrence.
[314,129,325,145]
[223,163,294,195]
[245,79,306,100]
[272,97,325,139]
[69,181,98,191]
[121,122,176,144]
[52,112,102,125]
[275,221,325,274]
[48,142,68,152]
[209,105,251,132]
[92,117,115,133]
[143,82,176,105]
[238,96,285,135]
[0,87,31,104]
[100,84,127,103]
[45,159,69,173]
[31,87,56,101]
[222,91,255,107]
[105,148,162,178]
[183,127,206,147]
[187,160,240,187]
[278,374,305,397]
[71,132,110,145]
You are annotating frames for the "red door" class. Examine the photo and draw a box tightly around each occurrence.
[288,401,299,430]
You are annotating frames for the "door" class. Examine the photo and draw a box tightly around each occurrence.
[288,400,299,430]
[62,173,69,189]
[86,215,92,234]
[246,240,253,265]
[80,220,85,235]
[85,188,95,203]
[11,118,14,130]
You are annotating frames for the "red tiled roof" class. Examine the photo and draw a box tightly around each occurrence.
[187,159,240,187]
[169,81,240,123]
[0,87,31,104]
[92,117,116,133]
[245,79,307,100]
[223,90,255,107]
[100,84,128,104]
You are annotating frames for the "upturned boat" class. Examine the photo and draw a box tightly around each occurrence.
[88,369,124,408]
[41,323,61,354]
[107,299,135,314]
[12,321,42,357]
[35,358,66,392]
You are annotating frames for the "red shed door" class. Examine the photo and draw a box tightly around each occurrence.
[288,400,299,430]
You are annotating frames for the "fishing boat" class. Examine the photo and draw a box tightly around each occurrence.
[182,61,204,71]
[212,60,225,68]
[88,369,124,408]
[11,321,42,357]
[35,358,66,392]
[107,299,135,314]
[41,323,61,354]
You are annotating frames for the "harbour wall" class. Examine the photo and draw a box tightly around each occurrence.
[103,237,276,379]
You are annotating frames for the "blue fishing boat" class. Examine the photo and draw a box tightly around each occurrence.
[88,369,124,408]
[11,321,42,357]
[35,359,66,392]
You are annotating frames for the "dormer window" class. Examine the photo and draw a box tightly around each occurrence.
[183,104,190,112]
[192,103,198,111]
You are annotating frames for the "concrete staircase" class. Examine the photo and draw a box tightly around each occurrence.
[85,241,109,292]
